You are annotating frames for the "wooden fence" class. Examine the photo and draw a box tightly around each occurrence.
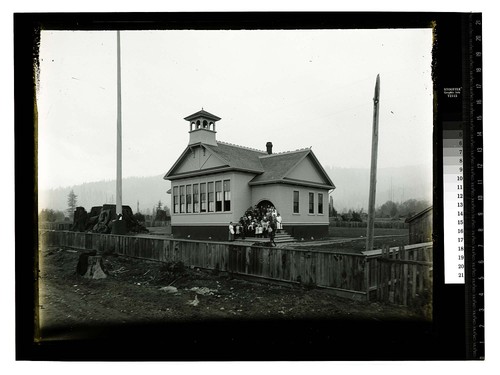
[39,222,72,231]
[41,230,432,305]
[364,243,433,306]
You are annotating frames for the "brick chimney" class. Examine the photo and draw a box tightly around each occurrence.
[266,142,273,155]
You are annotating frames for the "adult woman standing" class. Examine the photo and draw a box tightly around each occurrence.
[228,222,235,241]
[276,213,283,233]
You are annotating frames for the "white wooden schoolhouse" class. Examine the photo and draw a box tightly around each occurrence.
[164,109,335,240]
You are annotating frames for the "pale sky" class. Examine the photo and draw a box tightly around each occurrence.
[37,28,433,190]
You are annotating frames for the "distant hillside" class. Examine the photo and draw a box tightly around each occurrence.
[324,164,432,212]
[39,165,432,215]
[39,175,171,215]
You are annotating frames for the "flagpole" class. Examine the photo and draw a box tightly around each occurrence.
[116,30,123,216]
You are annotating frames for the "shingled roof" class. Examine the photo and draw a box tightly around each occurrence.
[205,142,266,173]
[251,149,309,182]
[165,140,335,189]
[251,148,335,189]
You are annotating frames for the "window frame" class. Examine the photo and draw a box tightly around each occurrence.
[208,182,214,212]
[318,193,324,215]
[215,180,223,212]
[180,185,185,213]
[193,183,199,213]
[309,192,314,214]
[223,179,231,212]
[293,190,300,214]
[173,186,179,214]
[186,185,192,213]
[200,182,207,212]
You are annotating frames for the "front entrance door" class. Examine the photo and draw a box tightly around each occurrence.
[256,200,276,216]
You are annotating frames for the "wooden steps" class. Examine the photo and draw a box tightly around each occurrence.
[236,230,295,244]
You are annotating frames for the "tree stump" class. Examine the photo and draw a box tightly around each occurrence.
[71,206,89,232]
[83,256,108,279]
[77,251,107,279]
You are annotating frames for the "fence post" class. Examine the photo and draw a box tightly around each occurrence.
[411,249,417,301]
[401,245,408,306]
[382,245,388,302]
[365,256,370,302]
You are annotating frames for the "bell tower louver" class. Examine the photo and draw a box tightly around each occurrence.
[184,109,221,146]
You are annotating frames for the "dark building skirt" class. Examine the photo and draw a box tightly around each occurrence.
[172,224,329,241]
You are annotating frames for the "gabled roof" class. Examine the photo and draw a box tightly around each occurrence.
[252,149,310,182]
[205,142,266,173]
[165,140,335,190]
[250,148,335,189]
[164,141,265,180]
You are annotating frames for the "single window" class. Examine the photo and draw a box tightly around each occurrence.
[208,182,214,212]
[173,186,179,214]
[200,183,207,212]
[193,184,199,213]
[293,191,300,213]
[186,185,192,213]
[318,193,323,214]
[215,180,223,212]
[309,192,314,214]
[223,179,231,211]
[180,185,185,213]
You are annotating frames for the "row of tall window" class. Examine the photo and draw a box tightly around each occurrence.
[293,191,323,215]
[174,183,322,215]
[173,180,230,214]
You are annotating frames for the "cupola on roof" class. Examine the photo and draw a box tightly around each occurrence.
[185,109,221,146]
[184,109,221,122]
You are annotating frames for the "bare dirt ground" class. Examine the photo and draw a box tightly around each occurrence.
[32,243,439,360]
[37,244,428,340]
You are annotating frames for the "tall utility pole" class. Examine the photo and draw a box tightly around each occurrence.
[366,74,380,251]
[116,30,123,216]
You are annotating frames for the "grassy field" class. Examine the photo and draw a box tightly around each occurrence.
[292,236,409,254]
[287,226,411,254]
[329,226,409,238]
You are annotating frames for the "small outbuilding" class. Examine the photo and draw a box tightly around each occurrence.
[405,206,433,244]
